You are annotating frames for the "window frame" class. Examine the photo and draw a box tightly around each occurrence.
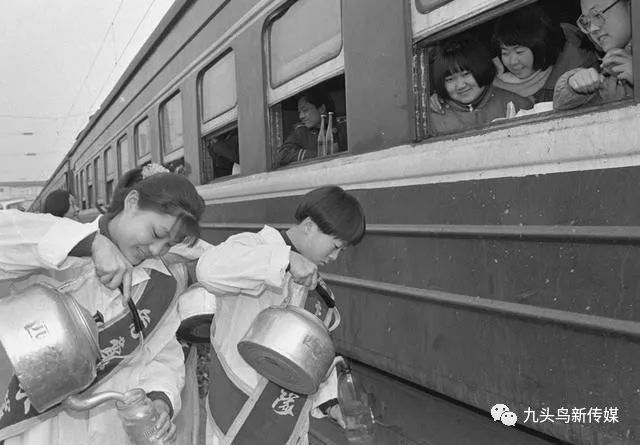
[117,134,129,178]
[134,117,152,165]
[199,50,238,135]
[159,90,185,162]
[411,0,639,142]
[265,0,345,106]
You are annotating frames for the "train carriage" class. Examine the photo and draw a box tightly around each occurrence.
[32,0,640,443]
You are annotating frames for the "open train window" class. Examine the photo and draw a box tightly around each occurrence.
[269,75,346,168]
[160,92,184,167]
[198,51,239,183]
[411,0,635,140]
[135,117,151,164]
[117,134,129,177]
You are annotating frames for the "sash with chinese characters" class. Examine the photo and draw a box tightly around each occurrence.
[208,350,311,445]
[208,286,335,445]
[0,264,185,442]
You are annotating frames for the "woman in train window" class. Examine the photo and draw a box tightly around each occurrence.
[0,165,206,445]
[492,3,598,104]
[42,189,80,220]
[429,34,533,136]
[554,0,633,110]
[277,86,347,166]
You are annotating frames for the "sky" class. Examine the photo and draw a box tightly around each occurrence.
[0,0,176,182]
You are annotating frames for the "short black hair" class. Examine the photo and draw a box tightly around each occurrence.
[108,167,205,246]
[297,85,335,113]
[43,189,71,217]
[431,34,496,99]
[492,4,566,71]
[295,185,366,246]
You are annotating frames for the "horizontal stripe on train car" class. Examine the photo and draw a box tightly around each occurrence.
[202,222,640,244]
[328,281,639,444]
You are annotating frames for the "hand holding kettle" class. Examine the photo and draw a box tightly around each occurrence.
[288,251,318,288]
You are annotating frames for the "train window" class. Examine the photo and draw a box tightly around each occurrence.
[79,171,85,210]
[160,92,184,158]
[86,165,93,208]
[267,0,342,88]
[135,117,151,162]
[270,75,346,168]
[93,157,103,206]
[201,125,239,183]
[412,0,634,139]
[117,135,129,177]
[199,51,239,182]
[104,147,115,205]
[201,52,237,125]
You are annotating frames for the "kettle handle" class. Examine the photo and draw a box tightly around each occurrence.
[315,278,336,308]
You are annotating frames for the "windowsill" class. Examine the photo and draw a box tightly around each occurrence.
[421,99,636,144]
[273,149,349,171]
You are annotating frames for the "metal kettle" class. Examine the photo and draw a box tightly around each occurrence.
[238,278,341,395]
[0,284,124,412]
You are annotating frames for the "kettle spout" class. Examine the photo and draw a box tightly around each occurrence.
[62,391,126,411]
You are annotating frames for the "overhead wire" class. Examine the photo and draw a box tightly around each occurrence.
[51,0,126,153]
[86,0,159,116]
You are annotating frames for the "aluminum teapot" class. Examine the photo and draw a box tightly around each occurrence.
[238,278,341,395]
[0,284,125,412]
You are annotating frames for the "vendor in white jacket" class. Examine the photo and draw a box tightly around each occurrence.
[196,185,366,445]
[0,165,206,445]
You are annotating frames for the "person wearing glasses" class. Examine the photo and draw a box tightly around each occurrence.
[554,0,633,110]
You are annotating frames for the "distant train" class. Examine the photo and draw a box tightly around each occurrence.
[32,0,640,443]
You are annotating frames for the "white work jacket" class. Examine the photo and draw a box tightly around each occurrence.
[196,225,337,445]
[0,211,186,445]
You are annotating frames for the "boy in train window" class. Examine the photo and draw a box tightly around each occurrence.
[277,86,347,166]
[553,0,633,110]
[195,185,366,445]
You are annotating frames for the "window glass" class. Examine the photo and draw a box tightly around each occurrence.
[79,170,85,209]
[86,165,93,207]
[160,92,184,155]
[94,157,102,201]
[117,135,129,175]
[106,180,114,205]
[269,0,342,87]
[105,147,115,176]
[201,52,237,123]
[135,118,151,159]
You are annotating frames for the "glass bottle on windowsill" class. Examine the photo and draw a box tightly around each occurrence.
[337,359,376,444]
[317,114,327,157]
[326,112,335,155]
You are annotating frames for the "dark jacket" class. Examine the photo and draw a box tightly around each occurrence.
[277,117,347,166]
[430,85,533,136]
[553,44,633,111]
